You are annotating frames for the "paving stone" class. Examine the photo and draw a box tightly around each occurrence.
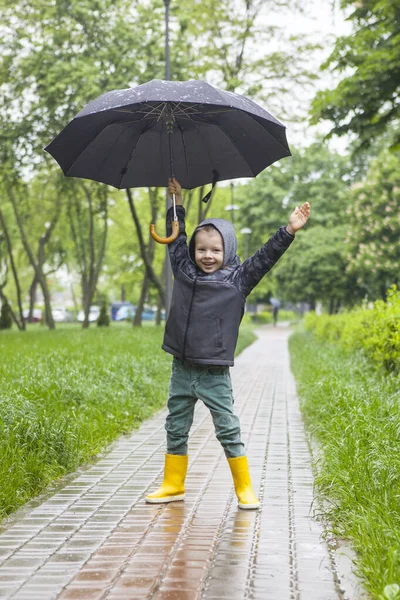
[58,588,105,599]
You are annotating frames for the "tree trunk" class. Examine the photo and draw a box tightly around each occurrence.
[380,282,388,301]
[69,185,108,329]
[40,275,55,328]
[81,282,92,329]
[155,292,163,326]
[197,186,205,223]
[156,252,169,327]
[0,284,22,330]
[28,275,38,323]
[69,194,90,328]
[133,274,149,327]
[184,189,194,220]
[132,188,160,326]
[66,264,79,317]
[196,184,217,223]
[125,188,165,307]
[121,284,126,302]
[82,184,96,328]
[6,182,59,329]
[0,205,26,330]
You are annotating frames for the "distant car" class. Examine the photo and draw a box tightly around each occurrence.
[111,301,135,321]
[145,308,166,321]
[77,306,101,322]
[23,308,42,323]
[52,308,74,323]
[115,305,165,322]
[142,308,155,321]
[115,305,136,321]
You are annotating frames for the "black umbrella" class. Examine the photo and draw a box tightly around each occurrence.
[46,79,291,243]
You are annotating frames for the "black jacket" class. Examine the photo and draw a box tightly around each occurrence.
[162,206,294,366]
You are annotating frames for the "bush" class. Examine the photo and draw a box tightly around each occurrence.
[250,311,272,324]
[250,309,299,325]
[304,286,400,373]
[0,299,12,330]
[97,300,110,327]
[277,309,299,323]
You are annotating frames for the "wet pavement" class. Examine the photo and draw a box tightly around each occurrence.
[0,326,352,599]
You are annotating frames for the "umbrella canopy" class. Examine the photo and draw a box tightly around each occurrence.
[45,79,291,190]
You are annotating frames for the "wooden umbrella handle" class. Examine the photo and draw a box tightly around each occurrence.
[149,219,180,244]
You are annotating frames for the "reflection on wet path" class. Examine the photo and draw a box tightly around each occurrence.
[0,327,344,599]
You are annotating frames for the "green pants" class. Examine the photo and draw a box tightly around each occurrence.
[165,358,245,458]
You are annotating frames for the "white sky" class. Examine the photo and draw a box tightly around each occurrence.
[259,0,353,152]
[267,0,352,36]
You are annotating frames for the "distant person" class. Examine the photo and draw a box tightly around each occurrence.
[270,297,281,326]
[146,178,310,509]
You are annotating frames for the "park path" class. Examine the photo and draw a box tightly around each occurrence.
[0,325,361,599]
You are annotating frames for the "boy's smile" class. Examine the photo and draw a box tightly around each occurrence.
[195,229,224,273]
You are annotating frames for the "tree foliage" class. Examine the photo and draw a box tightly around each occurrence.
[310,0,400,150]
[236,141,357,308]
[175,0,316,116]
[275,225,359,311]
[0,0,346,319]
[344,149,400,299]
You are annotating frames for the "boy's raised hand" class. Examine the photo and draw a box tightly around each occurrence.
[168,177,183,206]
[286,202,310,235]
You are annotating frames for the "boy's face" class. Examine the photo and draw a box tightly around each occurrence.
[195,229,224,273]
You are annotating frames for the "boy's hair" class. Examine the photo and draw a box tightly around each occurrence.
[195,224,219,239]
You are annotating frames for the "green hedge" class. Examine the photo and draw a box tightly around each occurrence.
[250,309,299,324]
[304,286,400,373]
[250,311,273,324]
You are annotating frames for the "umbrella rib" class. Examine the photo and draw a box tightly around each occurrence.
[194,125,220,183]
[65,121,143,180]
[119,122,155,188]
[250,115,291,156]
[215,114,290,176]
[116,102,237,120]
[177,123,191,188]
[115,103,167,121]
[192,111,274,182]
[212,121,258,177]
[63,126,118,177]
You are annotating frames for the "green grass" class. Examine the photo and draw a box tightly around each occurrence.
[0,320,256,523]
[289,331,400,600]
[236,316,257,356]
[0,324,172,521]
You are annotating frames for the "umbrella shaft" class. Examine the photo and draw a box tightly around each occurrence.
[168,131,174,179]
[167,131,177,220]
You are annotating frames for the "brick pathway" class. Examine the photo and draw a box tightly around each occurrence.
[0,326,347,600]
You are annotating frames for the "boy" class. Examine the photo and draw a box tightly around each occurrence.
[146,178,310,509]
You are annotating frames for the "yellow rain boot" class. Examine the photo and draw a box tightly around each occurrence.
[228,456,260,510]
[145,454,188,504]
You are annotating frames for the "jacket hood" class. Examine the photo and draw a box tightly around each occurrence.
[189,218,238,268]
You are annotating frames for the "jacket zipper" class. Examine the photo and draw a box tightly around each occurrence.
[182,276,197,360]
